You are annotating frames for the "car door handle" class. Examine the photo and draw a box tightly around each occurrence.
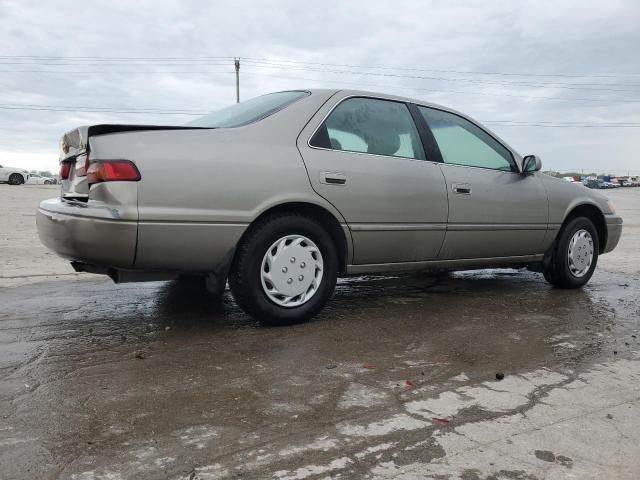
[320,172,347,185]
[452,183,472,195]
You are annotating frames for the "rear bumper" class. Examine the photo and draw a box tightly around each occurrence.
[603,214,623,254]
[37,198,137,268]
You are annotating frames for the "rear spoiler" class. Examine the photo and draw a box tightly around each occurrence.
[86,124,211,136]
[60,124,212,162]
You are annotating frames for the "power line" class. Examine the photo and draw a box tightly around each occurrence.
[2,67,615,104]
[241,59,640,89]
[0,58,636,91]
[485,122,640,128]
[1,102,639,127]
[0,56,637,107]
[241,56,640,80]
[5,67,640,104]
[0,61,233,67]
[0,104,206,115]
[239,71,640,103]
[1,54,637,79]
[0,55,235,60]
[0,103,210,113]
[0,70,235,74]
[239,62,640,93]
[486,120,640,125]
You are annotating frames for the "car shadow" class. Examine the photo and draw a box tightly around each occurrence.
[150,268,603,335]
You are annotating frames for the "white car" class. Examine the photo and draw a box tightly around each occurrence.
[0,164,29,185]
[26,174,55,185]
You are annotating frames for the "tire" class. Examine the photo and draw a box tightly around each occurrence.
[543,216,599,288]
[229,213,338,326]
[44,180,51,185]
[8,173,24,185]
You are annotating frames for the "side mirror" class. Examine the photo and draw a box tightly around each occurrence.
[522,155,542,174]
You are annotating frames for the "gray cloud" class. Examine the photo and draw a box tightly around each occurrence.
[0,0,639,174]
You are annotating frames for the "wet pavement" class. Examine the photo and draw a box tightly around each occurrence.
[1,186,639,479]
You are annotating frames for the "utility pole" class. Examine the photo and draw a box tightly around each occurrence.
[234,58,240,103]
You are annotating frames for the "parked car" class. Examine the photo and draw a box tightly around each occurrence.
[37,89,623,325]
[586,179,610,189]
[0,164,29,185]
[26,174,55,185]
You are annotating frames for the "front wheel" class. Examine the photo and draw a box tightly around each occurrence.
[229,213,338,326]
[8,173,24,185]
[543,216,599,288]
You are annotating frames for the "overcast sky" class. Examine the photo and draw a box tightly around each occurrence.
[1,0,639,174]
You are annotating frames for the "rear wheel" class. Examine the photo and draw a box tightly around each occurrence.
[543,216,599,288]
[229,213,338,326]
[8,173,24,185]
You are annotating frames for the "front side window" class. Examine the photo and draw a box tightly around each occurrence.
[187,91,309,128]
[311,97,425,160]
[418,107,515,172]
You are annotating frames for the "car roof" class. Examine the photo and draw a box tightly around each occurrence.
[306,88,451,111]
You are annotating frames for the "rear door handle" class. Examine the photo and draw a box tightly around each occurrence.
[452,183,472,195]
[320,172,347,185]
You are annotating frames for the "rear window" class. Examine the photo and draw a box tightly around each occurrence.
[186,91,309,128]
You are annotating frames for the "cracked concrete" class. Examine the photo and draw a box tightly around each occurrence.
[0,186,639,479]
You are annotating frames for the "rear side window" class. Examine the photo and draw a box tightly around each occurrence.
[418,107,515,172]
[187,91,309,128]
[311,97,426,160]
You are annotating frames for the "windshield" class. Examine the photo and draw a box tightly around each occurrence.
[186,91,309,128]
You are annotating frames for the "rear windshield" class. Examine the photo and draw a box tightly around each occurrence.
[186,90,309,128]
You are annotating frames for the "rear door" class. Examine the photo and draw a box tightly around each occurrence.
[297,94,448,265]
[416,106,548,259]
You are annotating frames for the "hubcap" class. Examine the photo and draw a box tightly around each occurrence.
[260,234,323,307]
[567,229,594,278]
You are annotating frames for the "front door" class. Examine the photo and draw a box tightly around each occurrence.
[417,106,549,260]
[297,95,448,265]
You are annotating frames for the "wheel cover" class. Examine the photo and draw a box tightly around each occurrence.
[567,229,594,278]
[9,175,20,185]
[260,234,324,308]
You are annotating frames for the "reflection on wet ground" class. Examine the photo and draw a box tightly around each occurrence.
[1,267,638,478]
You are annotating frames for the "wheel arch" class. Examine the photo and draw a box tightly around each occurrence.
[239,201,351,274]
[562,203,607,253]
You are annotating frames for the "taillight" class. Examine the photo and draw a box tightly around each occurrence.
[60,162,71,180]
[75,154,90,177]
[86,160,141,185]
